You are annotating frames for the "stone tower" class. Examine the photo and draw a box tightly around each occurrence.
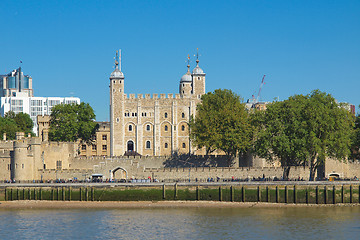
[110,50,125,156]
[192,49,206,98]
[179,55,192,97]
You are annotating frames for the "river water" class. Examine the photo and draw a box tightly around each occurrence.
[0,206,359,239]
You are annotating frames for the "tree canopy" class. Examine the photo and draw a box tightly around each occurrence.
[0,111,34,139]
[254,90,354,180]
[190,89,253,165]
[49,102,98,143]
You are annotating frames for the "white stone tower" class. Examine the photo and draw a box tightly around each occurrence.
[110,50,125,156]
[179,55,193,97]
[192,49,206,98]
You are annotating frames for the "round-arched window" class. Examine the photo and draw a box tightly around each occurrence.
[129,125,132,131]
[165,143,168,148]
[146,141,151,149]
[165,125,168,131]
[182,143,186,148]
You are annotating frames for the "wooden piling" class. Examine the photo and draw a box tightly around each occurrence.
[276,186,279,203]
[162,185,166,200]
[230,186,234,202]
[316,186,319,204]
[80,187,82,201]
[341,185,344,203]
[324,186,327,204]
[174,184,177,200]
[16,188,19,200]
[196,186,200,201]
[257,186,261,202]
[293,185,297,204]
[4,188,7,201]
[350,185,353,204]
[69,187,72,201]
[85,188,89,201]
[39,188,42,200]
[333,186,336,204]
[285,186,288,203]
[266,186,269,202]
[56,188,59,201]
[241,186,245,202]
[62,187,65,201]
[219,187,223,202]
[91,187,94,201]
[28,188,31,200]
[305,188,309,204]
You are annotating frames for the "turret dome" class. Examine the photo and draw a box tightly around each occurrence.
[110,68,124,79]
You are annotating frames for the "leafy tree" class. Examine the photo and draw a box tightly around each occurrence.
[49,102,98,143]
[2,111,34,138]
[190,89,253,165]
[350,110,360,160]
[254,90,354,180]
[0,117,18,140]
[14,112,34,134]
[253,95,309,179]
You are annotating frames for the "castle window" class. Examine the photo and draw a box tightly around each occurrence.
[56,161,62,170]
[113,80,115,84]
[182,113,185,118]
[22,164,24,169]
[92,145,97,150]
[146,141,151,149]
[82,145,86,150]
[116,118,120,123]
[146,124,151,131]
[132,113,134,117]
[198,77,200,80]
[102,145,107,151]
[102,135,107,140]
[165,125,168,131]
[182,143,186,148]
[135,113,137,117]
[129,125,133,131]
[144,112,147,117]
[119,89,122,92]
[120,81,122,84]
[182,125,185,131]
[165,143,168,148]
[165,112,168,118]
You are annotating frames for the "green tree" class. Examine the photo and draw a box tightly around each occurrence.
[0,117,18,140]
[49,102,98,143]
[253,95,309,179]
[14,112,34,134]
[190,89,253,165]
[350,110,360,160]
[254,90,354,180]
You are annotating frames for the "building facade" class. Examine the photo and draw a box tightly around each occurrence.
[0,67,80,134]
[110,51,206,156]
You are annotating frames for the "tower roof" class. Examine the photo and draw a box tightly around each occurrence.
[180,55,192,83]
[192,48,205,75]
[110,50,124,79]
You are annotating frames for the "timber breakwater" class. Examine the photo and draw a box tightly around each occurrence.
[1,183,360,205]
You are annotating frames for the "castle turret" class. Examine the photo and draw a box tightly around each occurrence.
[110,50,125,156]
[191,49,206,98]
[179,55,193,97]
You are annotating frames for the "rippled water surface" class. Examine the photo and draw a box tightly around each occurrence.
[0,206,359,239]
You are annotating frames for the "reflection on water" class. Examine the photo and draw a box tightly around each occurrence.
[0,207,359,239]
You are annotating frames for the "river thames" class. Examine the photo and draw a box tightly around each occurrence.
[0,206,359,239]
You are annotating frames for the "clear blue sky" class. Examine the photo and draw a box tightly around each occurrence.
[1,0,359,121]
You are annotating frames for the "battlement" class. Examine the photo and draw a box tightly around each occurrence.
[125,93,179,100]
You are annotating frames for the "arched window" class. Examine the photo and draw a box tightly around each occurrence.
[182,113,185,118]
[128,125,132,131]
[165,112,168,118]
[182,143,186,148]
[165,125,168,131]
[146,141,151,149]
[146,124,150,131]
[127,141,134,151]
[165,143,168,148]
[181,125,185,131]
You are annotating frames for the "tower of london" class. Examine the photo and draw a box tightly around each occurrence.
[109,50,206,156]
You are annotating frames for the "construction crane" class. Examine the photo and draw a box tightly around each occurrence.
[256,75,266,103]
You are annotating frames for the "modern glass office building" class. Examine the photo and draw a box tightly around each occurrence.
[0,67,80,134]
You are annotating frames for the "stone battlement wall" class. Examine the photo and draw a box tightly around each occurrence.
[125,93,181,100]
